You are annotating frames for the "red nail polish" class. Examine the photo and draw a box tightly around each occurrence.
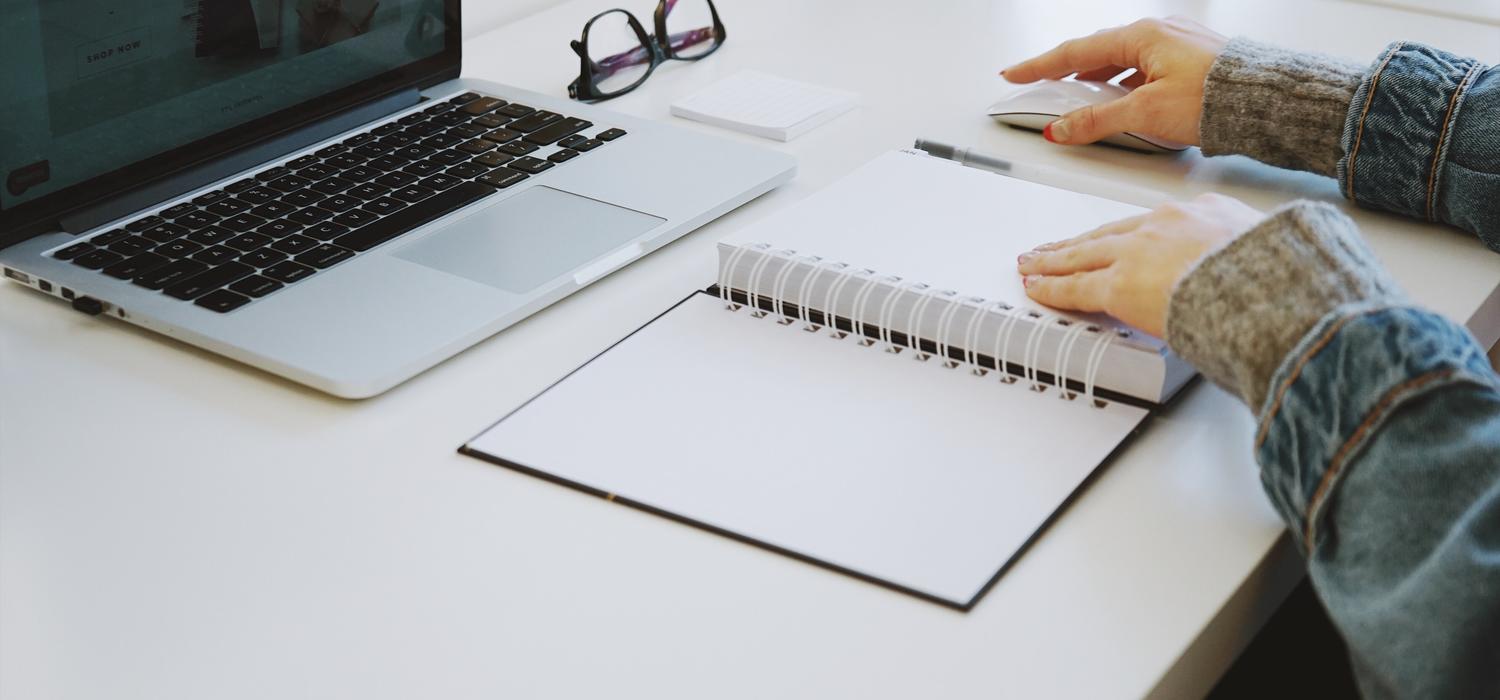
[1042,123,1056,143]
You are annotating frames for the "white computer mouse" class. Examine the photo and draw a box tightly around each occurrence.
[987,79,1188,154]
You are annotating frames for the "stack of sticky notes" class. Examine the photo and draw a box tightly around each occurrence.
[670,70,859,142]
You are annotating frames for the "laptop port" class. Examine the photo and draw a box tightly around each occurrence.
[38,279,53,293]
[61,287,75,300]
[3,268,29,284]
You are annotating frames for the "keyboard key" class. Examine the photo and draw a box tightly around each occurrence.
[288,207,335,226]
[342,132,375,147]
[191,246,239,265]
[379,132,418,148]
[508,156,554,175]
[572,139,603,152]
[472,114,510,129]
[548,149,581,164]
[426,150,470,166]
[92,228,131,246]
[372,123,403,136]
[240,248,288,267]
[228,275,283,298]
[363,197,407,216]
[460,96,505,115]
[225,232,273,252]
[206,199,253,217]
[224,178,260,194]
[507,110,562,133]
[449,91,481,105]
[472,152,515,168]
[73,249,125,270]
[315,194,360,212]
[268,175,311,192]
[368,155,409,171]
[324,153,364,170]
[126,216,165,232]
[108,237,153,255]
[498,141,539,157]
[219,214,267,233]
[374,171,418,189]
[391,185,437,203]
[310,177,355,195]
[165,262,254,300]
[393,145,435,161]
[298,163,338,180]
[482,128,522,144]
[250,200,297,219]
[154,239,204,258]
[404,122,444,138]
[133,259,207,290]
[306,222,351,240]
[288,154,321,169]
[352,143,390,159]
[141,222,190,243]
[402,160,444,177]
[161,202,199,218]
[557,135,588,149]
[176,210,221,230]
[346,183,390,200]
[192,190,230,206]
[432,111,470,127]
[187,226,236,246]
[102,252,169,280]
[496,103,536,118]
[479,170,528,189]
[271,234,319,255]
[597,128,627,141]
[446,163,490,179]
[54,242,96,260]
[342,165,382,182]
[423,133,462,149]
[420,173,463,191]
[397,112,428,126]
[282,190,326,208]
[333,181,496,252]
[256,166,293,182]
[457,139,496,154]
[448,123,488,139]
[256,220,304,238]
[263,260,316,284]
[524,117,592,145]
[316,144,349,158]
[194,289,252,313]
[298,244,356,269]
[239,186,278,204]
[332,209,380,228]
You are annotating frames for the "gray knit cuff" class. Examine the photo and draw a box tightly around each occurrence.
[1165,201,1405,413]
[1201,37,1366,178]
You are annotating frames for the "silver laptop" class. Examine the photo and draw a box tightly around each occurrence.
[0,1,795,398]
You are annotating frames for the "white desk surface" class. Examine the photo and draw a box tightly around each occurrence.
[3,2,1497,699]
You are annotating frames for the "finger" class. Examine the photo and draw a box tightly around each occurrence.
[1022,270,1112,313]
[1018,237,1123,276]
[1033,213,1149,252]
[1002,28,1138,83]
[1073,65,1130,82]
[1119,70,1148,89]
[1045,87,1155,145]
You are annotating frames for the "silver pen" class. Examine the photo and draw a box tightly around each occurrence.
[912,139,1168,208]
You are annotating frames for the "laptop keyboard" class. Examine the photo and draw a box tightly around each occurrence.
[49,92,628,313]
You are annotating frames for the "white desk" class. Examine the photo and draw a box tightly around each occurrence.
[3,2,1497,698]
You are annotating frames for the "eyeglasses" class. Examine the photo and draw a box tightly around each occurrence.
[568,0,727,103]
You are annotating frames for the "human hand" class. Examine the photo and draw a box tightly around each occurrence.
[1016,194,1264,338]
[1001,17,1228,147]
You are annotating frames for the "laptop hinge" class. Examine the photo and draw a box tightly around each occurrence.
[59,88,423,235]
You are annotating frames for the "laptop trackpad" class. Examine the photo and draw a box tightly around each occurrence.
[395,186,665,293]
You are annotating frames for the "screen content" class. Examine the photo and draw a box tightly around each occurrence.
[0,0,448,210]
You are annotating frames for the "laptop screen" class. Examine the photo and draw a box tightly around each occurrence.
[1,0,456,237]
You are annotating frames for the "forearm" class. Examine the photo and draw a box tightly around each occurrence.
[1166,203,1500,696]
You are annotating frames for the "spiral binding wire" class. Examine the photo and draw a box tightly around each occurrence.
[721,245,1119,408]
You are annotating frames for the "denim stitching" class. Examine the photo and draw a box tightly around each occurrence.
[1302,368,1456,552]
[1426,63,1481,222]
[1346,42,1405,201]
[1255,313,1360,449]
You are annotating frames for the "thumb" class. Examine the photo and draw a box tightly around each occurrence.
[1046,92,1149,145]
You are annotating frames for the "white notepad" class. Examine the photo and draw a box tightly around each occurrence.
[464,148,1195,609]
[466,292,1149,608]
[671,70,858,141]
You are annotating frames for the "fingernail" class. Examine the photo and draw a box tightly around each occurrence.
[1023,275,1039,288]
[1017,252,1034,265]
[1045,120,1069,143]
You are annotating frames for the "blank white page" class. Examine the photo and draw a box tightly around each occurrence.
[466,293,1149,608]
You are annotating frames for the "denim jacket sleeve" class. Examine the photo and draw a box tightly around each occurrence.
[1166,202,1500,698]
[1339,43,1500,248]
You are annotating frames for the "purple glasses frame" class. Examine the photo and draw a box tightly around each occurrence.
[568,0,727,102]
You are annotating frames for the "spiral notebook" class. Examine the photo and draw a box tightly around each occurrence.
[462,149,1195,610]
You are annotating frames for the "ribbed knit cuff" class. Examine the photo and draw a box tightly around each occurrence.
[1165,201,1405,413]
[1201,38,1366,177]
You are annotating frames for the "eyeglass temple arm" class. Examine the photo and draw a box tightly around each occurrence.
[593,27,715,78]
